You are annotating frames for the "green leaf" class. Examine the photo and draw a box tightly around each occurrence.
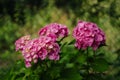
[65,45,78,54]
[92,58,109,72]
[66,63,74,68]
[47,66,61,79]
[76,54,86,64]
[68,39,75,45]
[61,68,82,80]
[60,42,68,50]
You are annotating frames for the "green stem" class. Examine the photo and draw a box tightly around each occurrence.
[93,50,97,74]
[58,37,65,43]
[93,50,96,58]
[86,48,89,75]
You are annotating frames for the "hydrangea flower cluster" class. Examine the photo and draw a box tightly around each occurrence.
[39,23,69,38]
[15,23,69,68]
[15,21,106,67]
[15,35,31,51]
[73,20,105,50]
[22,36,60,67]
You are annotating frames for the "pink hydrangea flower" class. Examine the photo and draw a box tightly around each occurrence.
[48,43,60,60]
[73,20,106,50]
[15,35,31,51]
[22,39,39,68]
[35,36,60,60]
[38,23,69,39]
[20,36,60,68]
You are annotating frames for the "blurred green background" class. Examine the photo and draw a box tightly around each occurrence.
[0,0,120,79]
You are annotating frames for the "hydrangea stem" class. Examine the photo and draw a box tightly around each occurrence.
[86,48,89,75]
